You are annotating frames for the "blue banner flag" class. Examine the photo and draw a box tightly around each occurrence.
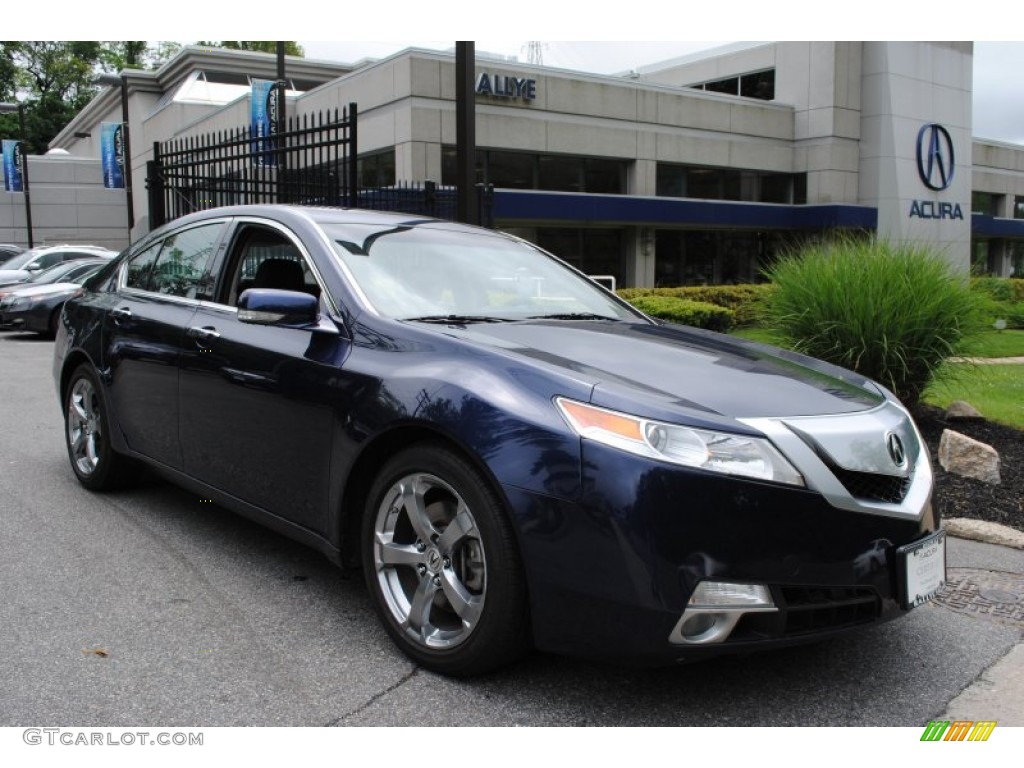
[3,139,24,192]
[100,122,125,189]
[250,79,278,168]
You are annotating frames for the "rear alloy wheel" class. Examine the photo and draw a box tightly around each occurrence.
[64,364,134,490]
[363,444,529,676]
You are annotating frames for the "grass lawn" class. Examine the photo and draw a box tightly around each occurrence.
[958,329,1024,358]
[924,364,1024,429]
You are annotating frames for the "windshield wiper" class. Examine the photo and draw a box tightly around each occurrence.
[526,312,620,321]
[403,314,515,324]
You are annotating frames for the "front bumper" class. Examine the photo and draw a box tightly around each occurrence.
[506,438,937,666]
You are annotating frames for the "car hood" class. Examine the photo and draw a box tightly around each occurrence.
[0,270,31,285]
[442,319,885,420]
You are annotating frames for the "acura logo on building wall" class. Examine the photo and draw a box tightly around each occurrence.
[916,123,955,191]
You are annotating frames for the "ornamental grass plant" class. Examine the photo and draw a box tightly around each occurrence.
[763,237,986,408]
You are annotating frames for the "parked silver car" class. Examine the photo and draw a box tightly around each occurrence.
[0,245,118,287]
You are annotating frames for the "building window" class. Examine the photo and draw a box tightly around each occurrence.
[971,191,1002,216]
[535,228,625,286]
[442,148,626,194]
[689,69,775,101]
[656,163,804,204]
[358,150,396,188]
[1014,196,1024,219]
[1011,242,1024,277]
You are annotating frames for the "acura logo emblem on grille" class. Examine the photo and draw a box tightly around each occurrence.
[886,432,907,468]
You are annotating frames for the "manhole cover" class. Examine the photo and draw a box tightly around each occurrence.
[933,568,1024,627]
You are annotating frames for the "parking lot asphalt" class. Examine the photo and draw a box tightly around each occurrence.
[1,331,1022,729]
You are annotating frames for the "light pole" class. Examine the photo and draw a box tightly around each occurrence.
[93,73,134,239]
[0,101,34,248]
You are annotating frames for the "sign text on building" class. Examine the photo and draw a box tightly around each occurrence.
[476,73,537,101]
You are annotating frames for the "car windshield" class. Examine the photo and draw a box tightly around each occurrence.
[1,249,41,270]
[322,222,638,322]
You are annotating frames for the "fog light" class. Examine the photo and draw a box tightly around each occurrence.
[670,581,777,645]
[689,581,774,608]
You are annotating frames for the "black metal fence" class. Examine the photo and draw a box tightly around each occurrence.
[147,103,359,229]
[146,102,494,230]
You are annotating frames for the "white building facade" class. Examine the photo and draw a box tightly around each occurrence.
[32,41,1024,285]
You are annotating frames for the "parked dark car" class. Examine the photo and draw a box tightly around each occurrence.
[53,205,944,676]
[0,260,108,336]
[0,244,117,287]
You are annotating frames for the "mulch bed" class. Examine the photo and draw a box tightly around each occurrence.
[912,405,1023,532]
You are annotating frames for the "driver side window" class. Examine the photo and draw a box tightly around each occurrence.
[224,226,320,307]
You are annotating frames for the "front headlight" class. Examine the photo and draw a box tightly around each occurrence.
[9,297,29,310]
[555,397,804,486]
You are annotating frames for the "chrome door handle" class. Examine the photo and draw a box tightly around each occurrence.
[187,326,221,341]
[111,307,132,325]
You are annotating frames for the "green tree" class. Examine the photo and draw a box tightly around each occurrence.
[0,41,182,154]
[0,41,104,153]
[197,41,305,57]
[100,41,181,71]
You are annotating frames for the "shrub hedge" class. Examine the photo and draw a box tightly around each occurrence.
[617,284,772,327]
[625,295,736,332]
[971,277,1024,329]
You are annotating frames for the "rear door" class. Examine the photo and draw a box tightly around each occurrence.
[102,220,227,468]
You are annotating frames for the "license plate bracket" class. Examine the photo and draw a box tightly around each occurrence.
[897,530,946,610]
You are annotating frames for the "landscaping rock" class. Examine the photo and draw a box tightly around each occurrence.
[938,429,1002,485]
[944,518,1024,549]
[946,400,985,421]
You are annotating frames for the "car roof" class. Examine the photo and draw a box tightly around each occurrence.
[151,204,502,239]
[26,244,117,253]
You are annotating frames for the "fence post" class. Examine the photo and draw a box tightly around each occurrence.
[425,179,436,217]
[146,142,165,229]
[477,183,494,229]
[347,102,358,208]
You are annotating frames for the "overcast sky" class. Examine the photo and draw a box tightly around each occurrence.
[296,40,1024,146]
[19,0,1024,144]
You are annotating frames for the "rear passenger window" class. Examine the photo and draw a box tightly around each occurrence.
[149,225,221,299]
[124,223,223,299]
[125,242,162,291]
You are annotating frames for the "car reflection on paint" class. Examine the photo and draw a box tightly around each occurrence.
[53,205,944,676]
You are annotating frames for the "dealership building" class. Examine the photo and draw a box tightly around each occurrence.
[6,41,1024,286]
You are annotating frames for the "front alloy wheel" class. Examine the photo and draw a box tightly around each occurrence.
[363,445,528,676]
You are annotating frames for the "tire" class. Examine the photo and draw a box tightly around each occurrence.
[362,443,530,676]
[63,364,135,491]
[46,306,62,339]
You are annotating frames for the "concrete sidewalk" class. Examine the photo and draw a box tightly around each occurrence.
[939,529,1024,726]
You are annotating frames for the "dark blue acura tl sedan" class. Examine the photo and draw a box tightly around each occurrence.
[54,205,944,676]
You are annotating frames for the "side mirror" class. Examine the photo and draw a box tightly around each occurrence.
[238,288,319,327]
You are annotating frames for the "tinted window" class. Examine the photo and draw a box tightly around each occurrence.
[149,225,221,299]
[30,251,63,270]
[125,242,162,291]
[223,225,319,306]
